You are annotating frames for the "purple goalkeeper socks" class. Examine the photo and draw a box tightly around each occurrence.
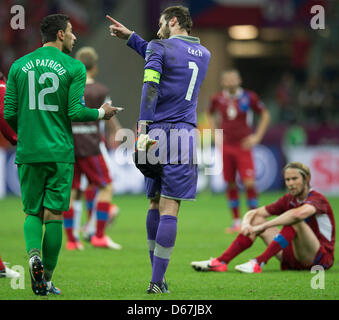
[151,215,177,283]
[146,209,160,266]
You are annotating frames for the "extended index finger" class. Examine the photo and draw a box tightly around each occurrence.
[106,15,119,25]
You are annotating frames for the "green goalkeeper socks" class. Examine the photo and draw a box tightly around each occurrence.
[42,220,63,281]
[24,215,43,259]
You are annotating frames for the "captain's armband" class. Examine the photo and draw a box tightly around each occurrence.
[143,69,160,84]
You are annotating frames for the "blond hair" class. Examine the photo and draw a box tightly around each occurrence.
[75,46,98,70]
[283,162,311,186]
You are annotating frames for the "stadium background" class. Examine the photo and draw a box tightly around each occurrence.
[1,0,338,198]
[1,0,339,301]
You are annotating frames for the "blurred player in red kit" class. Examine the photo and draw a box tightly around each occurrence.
[0,72,17,145]
[0,71,21,278]
[62,47,121,250]
[206,70,270,233]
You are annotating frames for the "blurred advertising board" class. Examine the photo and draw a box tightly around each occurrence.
[286,146,339,195]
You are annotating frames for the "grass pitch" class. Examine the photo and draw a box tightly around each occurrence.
[0,192,338,300]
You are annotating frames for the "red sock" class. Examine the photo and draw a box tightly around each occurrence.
[227,187,240,219]
[0,256,5,271]
[63,208,76,242]
[95,202,110,238]
[246,186,258,209]
[256,226,296,265]
[217,234,253,264]
[84,186,97,219]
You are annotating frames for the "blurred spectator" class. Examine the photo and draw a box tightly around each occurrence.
[290,27,311,83]
[297,76,327,124]
[275,72,298,123]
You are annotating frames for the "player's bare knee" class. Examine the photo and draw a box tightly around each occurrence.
[251,214,267,226]
[97,183,113,202]
[243,179,255,189]
[43,208,63,222]
[227,182,237,190]
[149,196,160,210]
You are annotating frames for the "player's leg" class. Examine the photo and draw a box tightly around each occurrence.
[236,222,317,273]
[148,196,179,293]
[146,195,160,267]
[0,255,20,278]
[42,209,63,295]
[237,148,258,211]
[41,162,74,294]
[223,145,241,233]
[145,177,161,268]
[290,221,320,265]
[192,212,281,272]
[63,161,83,250]
[91,183,121,249]
[17,163,47,295]
[81,154,121,249]
[83,184,98,239]
[72,188,83,241]
[63,189,84,250]
[99,140,120,227]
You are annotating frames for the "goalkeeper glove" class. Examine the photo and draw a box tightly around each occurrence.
[133,120,163,179]
[135,121,157,151]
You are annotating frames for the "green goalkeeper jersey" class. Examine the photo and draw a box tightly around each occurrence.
[4,46,100,164]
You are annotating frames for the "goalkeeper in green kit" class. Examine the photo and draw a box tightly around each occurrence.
[4,14,119,296]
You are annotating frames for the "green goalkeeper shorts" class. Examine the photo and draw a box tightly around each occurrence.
[17,162,74,215]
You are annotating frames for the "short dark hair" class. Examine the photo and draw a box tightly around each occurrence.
[40,14,70,44]
[161,6,193,34]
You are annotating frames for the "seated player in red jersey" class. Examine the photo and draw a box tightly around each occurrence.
[191,162,335,273]
[206,70,270,233]
[62,47,122,250]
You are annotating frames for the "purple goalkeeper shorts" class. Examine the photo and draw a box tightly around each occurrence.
[145,122,198,201]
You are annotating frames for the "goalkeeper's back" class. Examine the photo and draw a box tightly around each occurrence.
[4,46,90,164]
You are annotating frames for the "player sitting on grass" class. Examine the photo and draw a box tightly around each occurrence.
[191,162,335,273]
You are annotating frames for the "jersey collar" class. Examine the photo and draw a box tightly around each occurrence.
[169,35,200,43]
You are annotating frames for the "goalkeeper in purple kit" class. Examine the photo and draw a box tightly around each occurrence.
[4,14,118,296]
[107,5,210,293]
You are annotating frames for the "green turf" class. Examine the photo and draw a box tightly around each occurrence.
[0,192,338,300]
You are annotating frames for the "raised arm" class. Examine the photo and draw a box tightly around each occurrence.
[106,15,148,59]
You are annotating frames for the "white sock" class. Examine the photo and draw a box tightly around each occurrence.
[73,200,83,240]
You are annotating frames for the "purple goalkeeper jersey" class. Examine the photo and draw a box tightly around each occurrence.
[128,33,210,126]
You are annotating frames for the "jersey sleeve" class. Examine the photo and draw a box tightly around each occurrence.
[265,194,289,216]
[138,40,164,122]
[250,91,265,113]
[68,62,99,121]
[305,193,328,215]
[144,40,165,75]
[0,82,17,145]
[127,32,148,59]
[3,63,19,133]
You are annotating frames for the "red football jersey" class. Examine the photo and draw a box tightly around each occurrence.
[0,80,17,145]
[265,190,335,257]
[208,88,265,145]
